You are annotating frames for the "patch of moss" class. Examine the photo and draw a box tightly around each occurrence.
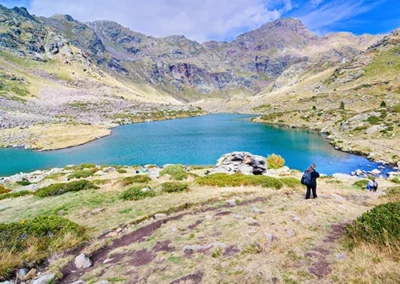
[35,180,99,198]
[121,186,156,201]
[160,165,188,180]
[161,182,190,193]
[196,173,283,189]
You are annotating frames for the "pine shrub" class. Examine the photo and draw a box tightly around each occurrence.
[161,182,190,193]
[35,180,98,198]
[121,186,156,201]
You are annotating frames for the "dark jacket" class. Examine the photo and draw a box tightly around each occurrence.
[310,170,320,187]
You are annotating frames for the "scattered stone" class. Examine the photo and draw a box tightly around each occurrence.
[369,169,381,175]
[103,258,114,264]
[104,231,117,238]
[94,281,109,284]
[247,229,257,235]
[141,187,151,192]
[22,268,36,281]
[205,215,213,219]
[171,226,177,232]
[115,228,123,233]
[233,214,244,219]
[74,254,92,269]
[71,281,85,284]
[251,206,261,214]
[183,242,227,255]
[17,268,27,280]
[265,233,278,250]
[32,273,56,284]
[286,229,296,238]
[226,199,236,207]
[102,167,116,173]
[91,208,104,214]
[155,213,167,219]
[245,217,257,223]
[336,253,347,261]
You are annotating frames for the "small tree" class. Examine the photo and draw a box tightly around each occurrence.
[312,105,317,110]
[380,101,387,108]
[340,101,345,110]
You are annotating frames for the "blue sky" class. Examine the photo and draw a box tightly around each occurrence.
[0,0,399,42]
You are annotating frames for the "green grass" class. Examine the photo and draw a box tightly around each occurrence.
[195,173,283,189]
[34,180,99,198]
[353,179,369,190]
[67,169,97,180]
[0,190,31,201]
[161,182,190,193]
[345,202,400,247]
[160,165,188,180]
[0,216,86,279]
[121,186,156,201]
[120,175,151,186]
[280,177,302,189]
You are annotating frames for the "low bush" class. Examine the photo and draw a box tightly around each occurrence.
[266,154,285,169]
[35,180,98,198]
[161,182,190,193]
[0,216,86,279]
[353,179,369,190]
[0,190,31,201]
[121,186,156,201]
[391,177,400,184]
[280,177,301,189]
[120,175,151,186]
[195,173,283,189]
[345,202,400,247]
[67,169,97,180]
[160,165,188,180]
[117,168,127,174]
[16,179,31,186]
[0,186,11,195]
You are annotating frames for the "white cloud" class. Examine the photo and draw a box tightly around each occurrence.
[298,0,382,33]
[28,0,290,42]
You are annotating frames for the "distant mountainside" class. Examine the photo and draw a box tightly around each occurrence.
[0,5,383,102]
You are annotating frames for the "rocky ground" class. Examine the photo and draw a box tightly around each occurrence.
[1,152,399,283]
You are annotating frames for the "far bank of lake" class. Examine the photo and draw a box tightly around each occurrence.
[0,114,391,177]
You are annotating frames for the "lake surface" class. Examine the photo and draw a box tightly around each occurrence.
[0,114,390,177]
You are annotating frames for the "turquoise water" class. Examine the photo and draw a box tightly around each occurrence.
[0,114,389,176]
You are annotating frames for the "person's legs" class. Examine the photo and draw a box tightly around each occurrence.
[312,186,317,198]
[305,186,311,199]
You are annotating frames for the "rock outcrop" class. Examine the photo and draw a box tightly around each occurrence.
[209,152,267,175]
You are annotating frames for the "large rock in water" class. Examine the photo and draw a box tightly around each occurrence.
[211,152,267,175]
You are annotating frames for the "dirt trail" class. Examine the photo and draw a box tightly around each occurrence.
[59,196,269,283]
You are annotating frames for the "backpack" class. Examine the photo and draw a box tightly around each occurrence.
[301,171,312,186]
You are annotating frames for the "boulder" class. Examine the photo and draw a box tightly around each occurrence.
[22,268,36,281]
[32,273,55,284]
[369,169,381,175]
[209,152,268,175]
[74,254,92,269]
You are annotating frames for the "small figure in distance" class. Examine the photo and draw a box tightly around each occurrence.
[367,177,378,192]
[301,163,320,199]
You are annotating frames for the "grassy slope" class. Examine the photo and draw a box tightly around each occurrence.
[0,166,398,283]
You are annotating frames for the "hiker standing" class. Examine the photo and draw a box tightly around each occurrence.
[367,177,378,192]
[302,164,320,199]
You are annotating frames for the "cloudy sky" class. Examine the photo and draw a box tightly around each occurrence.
[1,0,399,42]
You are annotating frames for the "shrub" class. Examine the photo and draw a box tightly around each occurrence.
[267,154,285,169]
[0,190,31,201]
[160,165,188,180]
[353,179,369,190]
[161,182,190,193]
[0,186,11,195]
[280,177,301,189]
[67,169,97,180]
[195,173,283,189]
[120,175,151,186]
[340,101,345,110]
[16,179,31,186]
[0,216,86,279]
[380,101,387,108]
[391,177,400,184]
[121,186,156,201]
[117,168,127,174]
[345,202,400,247]
[35,180,98,198]
[366,116,381,125]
